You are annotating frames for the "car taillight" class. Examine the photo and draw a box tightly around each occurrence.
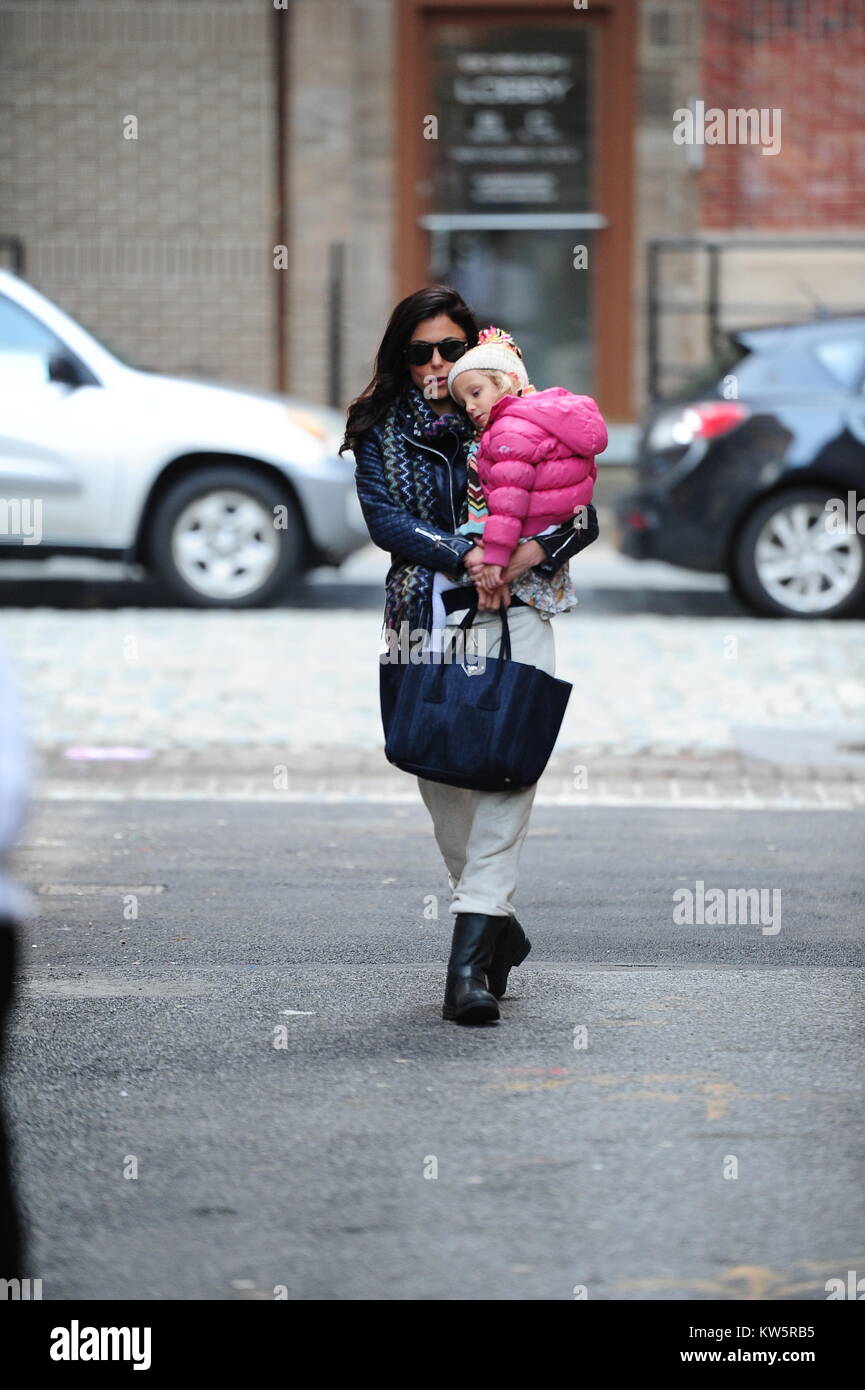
[671,401,750,444]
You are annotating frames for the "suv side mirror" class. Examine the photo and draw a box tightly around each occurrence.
[47,352,86,388]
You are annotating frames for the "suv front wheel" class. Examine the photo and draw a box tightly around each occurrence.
[148,466,303,607]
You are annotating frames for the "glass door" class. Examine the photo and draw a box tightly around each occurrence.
[423,18,602,393]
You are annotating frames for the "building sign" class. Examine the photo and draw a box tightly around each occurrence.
[431,28,592,213]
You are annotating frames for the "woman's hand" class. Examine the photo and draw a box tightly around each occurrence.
[477,582,511,611]
[502,539,545,583]
[463,544,485,581]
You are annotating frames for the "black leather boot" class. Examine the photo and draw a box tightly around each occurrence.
[486,915,532,1000]
[442,913,506,1024]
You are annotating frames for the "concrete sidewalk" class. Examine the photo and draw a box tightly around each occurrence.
[3,602,864,808]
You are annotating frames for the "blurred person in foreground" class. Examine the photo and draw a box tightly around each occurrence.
[0,645,29,1279]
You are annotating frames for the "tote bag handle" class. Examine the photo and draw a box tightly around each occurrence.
[424,591,512,707]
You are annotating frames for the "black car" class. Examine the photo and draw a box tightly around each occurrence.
[616,317,865,617]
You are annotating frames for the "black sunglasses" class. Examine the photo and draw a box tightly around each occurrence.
[405,337,469,366]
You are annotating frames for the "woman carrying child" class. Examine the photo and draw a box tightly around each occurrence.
[348,289,606,1025]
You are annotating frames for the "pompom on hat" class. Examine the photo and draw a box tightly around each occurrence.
[447,324,530,397]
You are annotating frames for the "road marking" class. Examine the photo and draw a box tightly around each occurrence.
[487,1071,783,1121]
[37,883,165,896]
[611,1263,837,1300]
[31,787,865,810]
[23,975,208,998]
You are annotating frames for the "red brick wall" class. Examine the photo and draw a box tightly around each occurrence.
[700,0,865,229]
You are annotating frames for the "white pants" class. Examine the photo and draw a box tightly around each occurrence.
[417,603,556,918]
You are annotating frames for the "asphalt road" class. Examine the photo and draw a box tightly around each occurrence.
[7,799,864,1301]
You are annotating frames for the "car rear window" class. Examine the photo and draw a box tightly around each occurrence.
[813,336,865,390]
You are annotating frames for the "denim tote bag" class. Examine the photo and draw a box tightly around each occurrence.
[379,595,572,791]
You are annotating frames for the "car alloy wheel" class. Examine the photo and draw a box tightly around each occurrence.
[170,488,281,600]
[754,497,863,615]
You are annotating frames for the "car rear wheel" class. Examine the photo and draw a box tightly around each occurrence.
[148,466,303,607]
[733,487,865,618]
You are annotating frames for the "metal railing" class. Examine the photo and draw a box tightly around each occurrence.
[646,237,865,399]
[0,236,24,274]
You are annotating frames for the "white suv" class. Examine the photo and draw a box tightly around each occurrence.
[0,270,368,606]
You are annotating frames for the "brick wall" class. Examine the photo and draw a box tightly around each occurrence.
[700,0,865,229]
[286,0,394,408]
[0,0,275,391]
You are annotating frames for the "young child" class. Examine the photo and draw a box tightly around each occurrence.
[448,326,606,603]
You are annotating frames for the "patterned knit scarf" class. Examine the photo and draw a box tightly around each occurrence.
[379,387,473,634]
[460,441,488,535]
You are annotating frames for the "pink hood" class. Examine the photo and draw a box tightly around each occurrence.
[486,387,608,458]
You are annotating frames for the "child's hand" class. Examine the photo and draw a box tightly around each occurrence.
[479,563,502,592]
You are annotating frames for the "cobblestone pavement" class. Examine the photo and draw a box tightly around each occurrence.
[4,602,865,808]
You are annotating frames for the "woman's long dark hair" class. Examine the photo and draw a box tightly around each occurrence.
[340,285,479,454]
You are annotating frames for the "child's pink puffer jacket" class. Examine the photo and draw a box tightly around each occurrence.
[475,387,607,568]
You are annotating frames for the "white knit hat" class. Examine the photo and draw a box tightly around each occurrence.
[447,325,529,397]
